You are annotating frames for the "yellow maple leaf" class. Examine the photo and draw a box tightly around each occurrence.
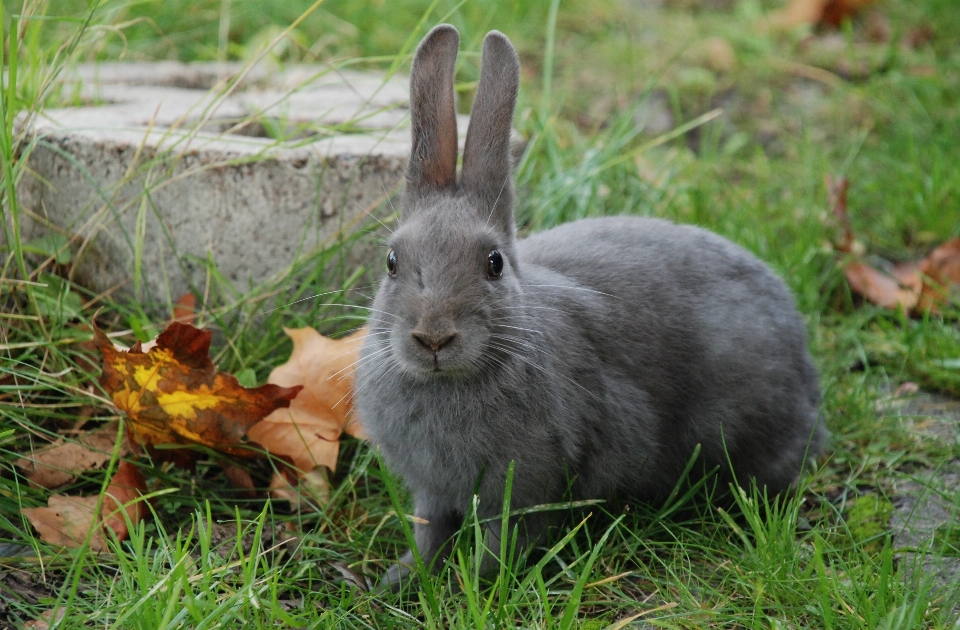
[96,323,301,458]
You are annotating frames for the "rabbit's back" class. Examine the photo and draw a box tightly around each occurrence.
[518,216,823,497]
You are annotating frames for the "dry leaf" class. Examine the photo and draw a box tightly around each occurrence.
[768,0,827,29]
[268,468,331,510]
[330,561,372,591]
[246,327,367,473]
[96,323,302,459]
[842,261,919,311]
[23,608,65,630]
[172,292,197,325]
[112,293,198,354]
[23,461,147,550]
[829,176,960,314]
[768,0,876,29]
[917,238,960,314]
[15,422,130,489]
[220,461,257,498]
[820,0,877,26]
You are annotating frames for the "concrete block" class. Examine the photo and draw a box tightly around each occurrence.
[12,61,517,305]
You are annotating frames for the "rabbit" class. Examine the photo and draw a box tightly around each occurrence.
[354,24,825,588]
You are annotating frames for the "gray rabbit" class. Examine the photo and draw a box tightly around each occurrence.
[354,24,825,587]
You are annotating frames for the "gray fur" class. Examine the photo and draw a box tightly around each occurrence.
[355,25,825,586]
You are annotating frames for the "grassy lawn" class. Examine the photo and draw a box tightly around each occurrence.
[3,0,960,627]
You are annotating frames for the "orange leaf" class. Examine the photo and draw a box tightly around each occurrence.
[246,327,367,474]
[96,322,301,458]
[23,461,147,550]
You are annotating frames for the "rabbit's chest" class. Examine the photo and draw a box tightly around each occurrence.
[372,379,567,497]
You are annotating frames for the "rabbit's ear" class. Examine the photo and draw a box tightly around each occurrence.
[406,24,460,194]
[461,31,520,227]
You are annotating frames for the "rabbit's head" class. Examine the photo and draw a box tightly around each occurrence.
[373,25,524,380]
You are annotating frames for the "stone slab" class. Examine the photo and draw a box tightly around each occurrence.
[11,61,514,305]
[882,389,960,610]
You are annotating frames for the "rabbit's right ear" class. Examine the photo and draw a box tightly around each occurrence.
[406,25,460,196]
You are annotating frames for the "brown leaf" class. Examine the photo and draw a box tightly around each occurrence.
[917,237,960,314]
[821,0,877,26]
[330,561,372,592]
[220,461,257,498]
[96,323,301,459]
[248,407,341,471]
[829,176,958,315]
[15,422,129,489]
[839,239,959,315]
[23,461,147,550]
[828,176,851,247]
[768,0,876,29]
[843,261,919,311]
[903,24,935,50]
[101,460,148,539]
[172,293,197,325]
[768,0,828,29]
[268,468,331,510]
[23,608,65,630]
[246,327,367,473]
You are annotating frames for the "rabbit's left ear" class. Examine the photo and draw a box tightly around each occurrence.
[461,31,520,227]
[406,24,460,194]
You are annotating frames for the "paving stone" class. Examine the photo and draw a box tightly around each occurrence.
[11,61,516,305]
[883,389,960,606]
[890,468,960,606]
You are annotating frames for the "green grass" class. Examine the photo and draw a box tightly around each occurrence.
[3,0,960,627]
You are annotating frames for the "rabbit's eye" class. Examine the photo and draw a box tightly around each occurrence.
[487,250,504,279]
[387,249,398,276]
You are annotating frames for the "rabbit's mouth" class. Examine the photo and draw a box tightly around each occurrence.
[402,338,480,378]
[407,328,462,373]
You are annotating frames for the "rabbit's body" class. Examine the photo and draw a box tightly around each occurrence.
[355,26,824,586]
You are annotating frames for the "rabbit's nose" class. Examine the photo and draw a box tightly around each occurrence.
[411,331,458,353]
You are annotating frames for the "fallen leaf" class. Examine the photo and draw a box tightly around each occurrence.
[23,608,65,630]
[15,422,129,489]
[842,261,919,311]
[903,24,934,49]
[268,467,331,510]
[172,293,197,325]
[768,0,877,29]
[96,323,302,459]
[820,0,877,27]
[917,238,960,314]
[111,293,198,353]
[828,176,857,254]
[768,0,827,29]
[864,10,891,43]
[246,327,367,473]
[330,561,372,591]
[829,176,960,314]
[220,461,257,498]
[100,459,148,539]
[249,407,341,471]
[23,461,147,550]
